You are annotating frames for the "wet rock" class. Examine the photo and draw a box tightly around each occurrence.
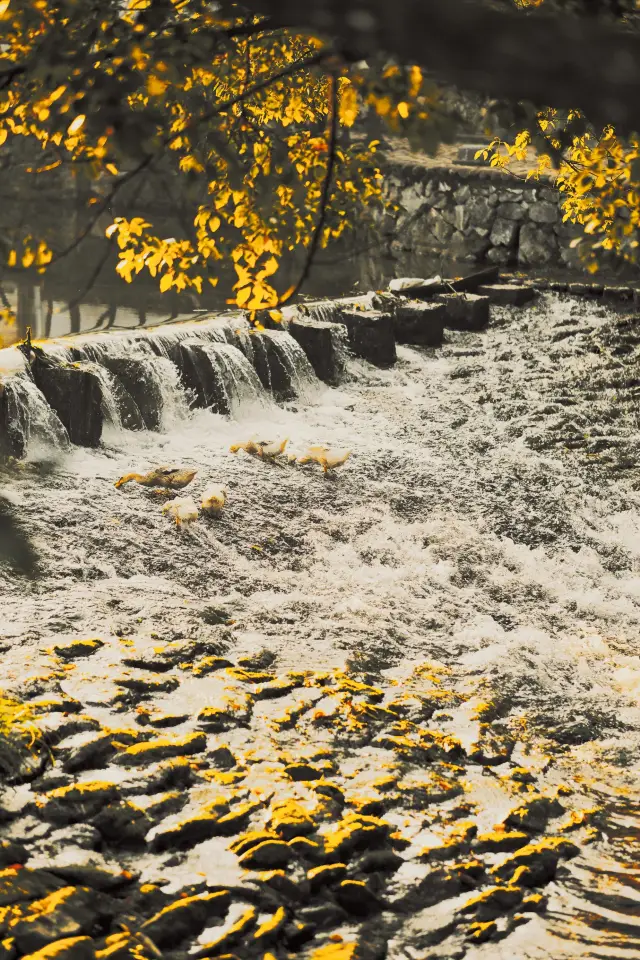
[207,746,237,770]
[252,906,287,947]
[476,284,536,306]
[148,811,226,853]
[0,869,67,908]
[284,763,323,782]
[353,850,404,874]
[283,920,316,949]
[120,656,174,674]
[269,800,315,840]
[100,357,164,431]
[473,830,530,854]
[8,885,104,954]
[491,838,579,886]
[115,676,180,700]
[113,732,206,767]
[47,862,138,893]
[0,841,29,868]
[30,359,103,447]
[238,840,293,870]
[39,783,121,826]
[307,863,348,891]
[257,871,307,904]
[38,716,101,750]
[118,757,196,796]
[297,902,349,929]
[337,310,397,368]
[335,879,382,916]
[458,885,523,921]
[140,890,230,948]
[92,801,149,847]
[466,919,497,943]
[62,731,149,773]
[392,301,445,347]
[288,318,347,385]
[504,796,564,833]
[22,937,95,959]
[137,711,190,729]
[253,679,297,701]
[197,702,251,732]
[52,639,104,661]
[288,836,321,861]
[191,905,257,957]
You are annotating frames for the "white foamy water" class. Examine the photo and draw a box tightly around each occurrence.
[1,291,640,955]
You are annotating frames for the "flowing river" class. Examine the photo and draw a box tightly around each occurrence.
[0,290,639,959]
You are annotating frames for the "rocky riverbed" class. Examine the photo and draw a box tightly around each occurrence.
[0,291,639,959]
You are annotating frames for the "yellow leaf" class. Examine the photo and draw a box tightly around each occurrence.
[159,273,173,293]
[67,115,86,135]
[147,75,169,96]
[397,102,409,119]
[105,163,119,176]
[22,250,35,269]
[7,250,16,267]
[0,0,10,16]
[236,285,253,306]
[105,223,119,239]
[268,310,282,323]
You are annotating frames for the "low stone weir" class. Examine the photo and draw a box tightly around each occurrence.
[0,276,554,458]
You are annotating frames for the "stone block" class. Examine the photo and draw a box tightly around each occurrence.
[567,283,592,296]
[288,318,347,385]
[603,285,633,300]
[435,293,490,331]
[486,246,513,265]
[518,223,558,266]
[465,195,496,226]
[528,201,559,224]
[476,284,536,306]
[392,300,445,346]
[337,309,397,367]
[490,218,519,247]
[496,202,527,221]
[100,356,162,430]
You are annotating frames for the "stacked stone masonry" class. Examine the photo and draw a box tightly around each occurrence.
[385,161,582,268]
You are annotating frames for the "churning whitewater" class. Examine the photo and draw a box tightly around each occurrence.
[0,291,639,959]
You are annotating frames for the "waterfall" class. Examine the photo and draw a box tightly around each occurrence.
[179,340,266,415]
[0,374,69,456]
[256,330,318,401]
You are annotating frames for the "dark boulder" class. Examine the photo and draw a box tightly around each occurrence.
[288,318,347,384]
[337,310,397,368]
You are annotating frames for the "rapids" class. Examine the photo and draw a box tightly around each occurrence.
[0,291,639,957]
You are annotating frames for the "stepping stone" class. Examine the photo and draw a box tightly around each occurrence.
[435,293,490,331]
[392,301,445,346]
[288,318,347,385]
[476,284,536,306]
[336,310,397,368]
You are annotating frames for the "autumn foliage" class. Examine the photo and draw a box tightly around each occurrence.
[0,0,447,320]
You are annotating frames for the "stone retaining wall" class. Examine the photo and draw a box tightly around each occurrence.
[385,158,582,269]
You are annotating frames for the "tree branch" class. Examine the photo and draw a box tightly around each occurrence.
[278,72,338,306]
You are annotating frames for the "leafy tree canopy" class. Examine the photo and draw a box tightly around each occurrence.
[0,0,461,322]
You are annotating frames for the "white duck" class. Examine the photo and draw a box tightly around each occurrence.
[161,496,199,528]
[297,445,352,474]
[200,484,227,517]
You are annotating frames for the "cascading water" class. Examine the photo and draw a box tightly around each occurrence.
[0,374,69,456]
[193,341,266,415]
[2,293,640,958]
